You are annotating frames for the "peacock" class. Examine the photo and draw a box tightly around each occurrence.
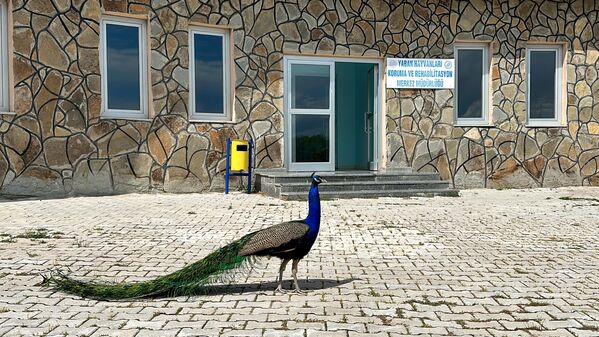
[41,173,326,300]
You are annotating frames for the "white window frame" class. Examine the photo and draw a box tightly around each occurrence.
[454,43,490,126]
[100,16,148,119]
[0,1,9,112]
[188,26,231,122]
[526,45,564,127]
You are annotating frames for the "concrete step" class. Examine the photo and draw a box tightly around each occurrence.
[259,173,441,184]
[281,188,460,200]
[277,180,450,193]
[255,168,413,176]
[254,169,458,200]
[273,174,441,184]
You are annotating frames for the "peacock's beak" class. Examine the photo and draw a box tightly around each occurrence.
[321,178,327,183]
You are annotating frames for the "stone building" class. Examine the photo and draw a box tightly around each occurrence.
[0,0,597,196]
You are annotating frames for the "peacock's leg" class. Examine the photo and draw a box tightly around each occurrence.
[291,259,306,294]
[275,259,290,293]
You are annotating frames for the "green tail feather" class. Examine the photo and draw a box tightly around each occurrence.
[41,234,255,300]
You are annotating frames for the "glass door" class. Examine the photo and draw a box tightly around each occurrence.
[286,59,335,171]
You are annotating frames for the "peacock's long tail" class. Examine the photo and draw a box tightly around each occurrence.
[41,234,256,300]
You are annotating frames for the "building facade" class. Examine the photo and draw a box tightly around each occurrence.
[0,0,597,196]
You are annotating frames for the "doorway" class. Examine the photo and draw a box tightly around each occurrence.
[335,62,377,170]
[285,56,380,172]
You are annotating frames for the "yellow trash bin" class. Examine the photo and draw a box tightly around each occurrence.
[230,139,250,172]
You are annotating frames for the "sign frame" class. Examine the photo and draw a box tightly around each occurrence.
[386,58,455,89]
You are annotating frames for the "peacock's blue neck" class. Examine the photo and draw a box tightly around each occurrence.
[305,184,321,235]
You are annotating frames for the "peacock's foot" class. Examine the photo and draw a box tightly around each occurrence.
[274,285,289,294]
[291,288,307,294]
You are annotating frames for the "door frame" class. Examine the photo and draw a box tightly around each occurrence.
[283,55,384,172]
[366,64,378,170]
[284,57,336,171]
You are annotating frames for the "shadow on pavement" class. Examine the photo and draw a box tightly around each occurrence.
[152,278,359,298]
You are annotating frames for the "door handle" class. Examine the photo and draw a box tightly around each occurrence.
[364,112,373,134]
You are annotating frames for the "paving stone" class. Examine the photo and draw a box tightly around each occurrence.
[263,329,305,337]
[177,328,220,336]
[135,329,181,337]
[568,328,599,337]
[222,329,263,336]
[0,188,597,336]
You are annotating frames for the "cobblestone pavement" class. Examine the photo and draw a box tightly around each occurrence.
[0,187,598,337]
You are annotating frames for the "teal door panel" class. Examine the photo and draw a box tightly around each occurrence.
[335,62,375,170]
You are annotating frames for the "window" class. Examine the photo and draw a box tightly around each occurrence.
[0,1,8,112]
[526,45,563,126]
[100,16,147,119]
[454,44,489,125]
[189,26,231,121]
[290,64,331,110]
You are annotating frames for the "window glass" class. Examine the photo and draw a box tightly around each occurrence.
[193,33,224,114]
[528,50,556,119]
[457,49,484,119]
[292,114,330,163]
[105,23,141,111]
[290,64,330,110]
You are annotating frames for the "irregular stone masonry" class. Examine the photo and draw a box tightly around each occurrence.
[0,0,598,195]
[0,188,598,335]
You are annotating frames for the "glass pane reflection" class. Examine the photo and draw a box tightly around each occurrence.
[194,33,224,114]
[291,64,330,110]
[106,23,141,111]
[529,50,556,119]
[457,49,483,118]
[292,115,329,163]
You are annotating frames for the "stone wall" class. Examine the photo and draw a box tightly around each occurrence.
[0,0,597,197]
[385,0,599,188]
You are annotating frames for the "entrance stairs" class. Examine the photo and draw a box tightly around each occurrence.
[255,169,459,200]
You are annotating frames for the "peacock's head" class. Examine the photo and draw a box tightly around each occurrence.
[310,172,326,186]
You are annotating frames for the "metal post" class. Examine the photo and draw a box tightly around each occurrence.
[225,137,231,194]
[247,138,253,194]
